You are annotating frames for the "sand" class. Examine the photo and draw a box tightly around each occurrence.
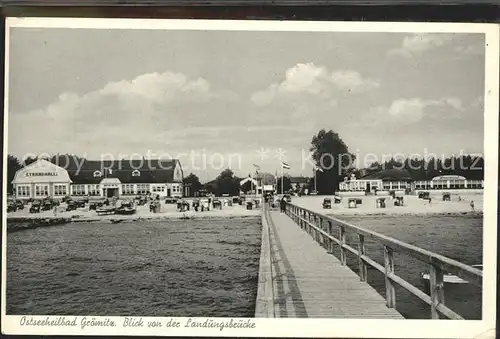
[7,201,261,223]
[291,192,483,216]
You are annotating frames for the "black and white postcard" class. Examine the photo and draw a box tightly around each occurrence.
[2,18,499,338]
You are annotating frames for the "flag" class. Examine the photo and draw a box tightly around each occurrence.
[281,162,290,169]
[253,164,260,171]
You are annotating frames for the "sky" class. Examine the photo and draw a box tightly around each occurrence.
[7,27,485,181]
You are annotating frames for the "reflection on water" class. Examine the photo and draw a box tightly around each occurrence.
[7,218,262,317]
[335,214,483,319]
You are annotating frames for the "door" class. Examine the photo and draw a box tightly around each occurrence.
[167,188,171,197]
[366,183,371,193]
[107,188,118,198]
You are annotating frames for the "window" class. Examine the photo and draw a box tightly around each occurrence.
[433,180,445,189]
[383,182,391,190]
[35,185,49,197]
[469,180,482,189]
[132,170,140,177]
[17,186,31,197]
[88,185,100,196]
[122,184,135,195]
[54,185,67,196]
[71,185,86,195]
[93,170,102,177]
[137,184,149,195]
[152,186,165,193]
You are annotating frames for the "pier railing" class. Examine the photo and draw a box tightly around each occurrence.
[285,203,482,320]
[255,204,275,317]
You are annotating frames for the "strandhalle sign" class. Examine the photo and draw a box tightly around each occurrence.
[25,172,58,177]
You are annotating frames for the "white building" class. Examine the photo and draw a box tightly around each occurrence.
[414,175,484,190]
[11,159,72,200]
[339,170,484,193]
[12,158,184,200]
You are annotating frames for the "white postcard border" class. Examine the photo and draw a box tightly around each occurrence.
[2,17,499,338]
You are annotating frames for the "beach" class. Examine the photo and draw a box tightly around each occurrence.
[290,192,483,216]
[7,199,262,225]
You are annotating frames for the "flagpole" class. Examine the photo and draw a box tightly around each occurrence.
[281,165,284,195]
[275,169,278,194]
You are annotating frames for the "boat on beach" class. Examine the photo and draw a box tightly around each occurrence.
[420,264,482,285]
[96,207,116,216]
[115,206,136,215]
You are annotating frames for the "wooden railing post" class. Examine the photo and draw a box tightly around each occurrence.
[429,264,445,319]
[384,246,396,308]
[312,214,318,243]
[318,217,324,248]
[358,234,367,281]
[339,225,346,265]
[328,220,334,254]
[306,211,312,235]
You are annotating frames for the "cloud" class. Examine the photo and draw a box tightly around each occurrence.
[389,33,456,57]
[368,96,465,125]
[8,71,242,158]
[454,35,485,56]
[250,63,379,107]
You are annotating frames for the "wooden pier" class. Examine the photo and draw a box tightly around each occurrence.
[255,203,483,319]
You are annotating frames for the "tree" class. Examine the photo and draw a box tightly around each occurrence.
[276,176,291,194]
[22,155,37,167]
[214,169,240,196]
[7,155,22,194]
[310,129,355,194]
[183,173,202,197]
[259,172,276,185]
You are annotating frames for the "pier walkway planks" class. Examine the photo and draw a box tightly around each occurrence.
[267,209,403,319]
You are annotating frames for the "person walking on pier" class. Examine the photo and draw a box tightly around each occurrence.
[280,196,286,213]
[470,200,475,211]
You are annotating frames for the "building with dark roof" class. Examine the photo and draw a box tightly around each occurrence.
[11,158,184,200]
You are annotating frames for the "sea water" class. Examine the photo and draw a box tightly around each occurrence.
[6,218,261,317]
[7,214,483,319]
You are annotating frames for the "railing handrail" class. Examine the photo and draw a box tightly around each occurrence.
[285,203,482,320]
[287,203,482,286]
[255,204,275,317]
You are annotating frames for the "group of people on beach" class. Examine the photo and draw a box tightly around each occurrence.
[426,195,475,211]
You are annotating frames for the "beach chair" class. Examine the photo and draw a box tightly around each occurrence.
[376,198,386,208]
[348,198,357,208]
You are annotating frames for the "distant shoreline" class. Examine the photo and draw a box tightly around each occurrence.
[6,213,261,233]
